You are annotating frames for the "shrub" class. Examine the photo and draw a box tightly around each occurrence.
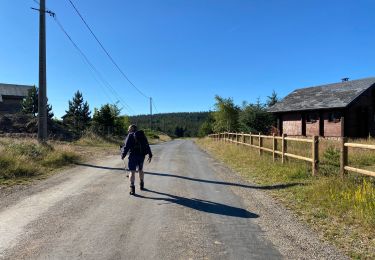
[42,151,80,168]
[5,142,53,160]
[0,155,40,178]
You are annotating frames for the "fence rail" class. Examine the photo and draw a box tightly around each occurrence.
[209,132,319,176]
[209,132,375,178]
[340,138,375,177]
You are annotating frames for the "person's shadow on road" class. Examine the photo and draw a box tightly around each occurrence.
[134,189,258,219]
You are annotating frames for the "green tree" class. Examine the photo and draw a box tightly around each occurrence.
[21,86,54,119]
[239,102,274,134]
[266,90,279,107]
[47,102,54,119]
[174,126,184,137]
[128,112,210,137]
[198,113,214,137]
[92,103,128,136]
[22,86,38,116]
[212,95,240,132]
[63,91,91,132]
[93,104,115,135]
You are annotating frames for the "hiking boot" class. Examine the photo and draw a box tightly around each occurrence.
[129,185,135,195]
[140,181,144,190]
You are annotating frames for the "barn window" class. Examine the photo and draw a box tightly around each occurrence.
[328,112,341,123]
[306,113,318,123]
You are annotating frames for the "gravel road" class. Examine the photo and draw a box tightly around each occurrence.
[0,140,347,259]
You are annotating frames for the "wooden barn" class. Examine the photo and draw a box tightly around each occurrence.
[0,83,33,115]
[268,77,375,138]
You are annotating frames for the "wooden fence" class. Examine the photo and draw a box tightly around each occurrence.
[209,132,319,176]
[340,138,375,177]
[209,132,375,178]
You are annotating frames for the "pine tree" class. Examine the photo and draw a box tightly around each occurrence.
[82,101,91,126]
[47,101,54,119]
[22,86,54,119]
[266,90,278,107]
[64,91,91,132]
[22,86,38,116]
[92,104,115,135]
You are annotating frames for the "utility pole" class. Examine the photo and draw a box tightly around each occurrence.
[38,0,48,142]
[150,97,153,130]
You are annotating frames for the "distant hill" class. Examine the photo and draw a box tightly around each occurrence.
[129,112,210,137]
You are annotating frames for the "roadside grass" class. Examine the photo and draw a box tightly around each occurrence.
[0,131,171,186]
[0,135,117,186]
[143,129,172,144]
[0,138,81,185]
[197,138,375,259]
[74,131,124,147]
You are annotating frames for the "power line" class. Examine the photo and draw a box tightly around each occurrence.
[152,99,159,114]
[30,0,119,107]
[53,15,135,114]
[67,0,150,99]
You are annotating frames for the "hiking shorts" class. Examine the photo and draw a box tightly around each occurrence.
[128,154,145,171]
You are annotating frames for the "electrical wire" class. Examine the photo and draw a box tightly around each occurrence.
[152,99,160,114]
[67,0,150,99]
[53,16,135,114]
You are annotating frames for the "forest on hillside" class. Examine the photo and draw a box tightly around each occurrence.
[129,112,210,137]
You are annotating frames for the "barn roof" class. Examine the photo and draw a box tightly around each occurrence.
[0,83,33,102]
[268,77,375,113]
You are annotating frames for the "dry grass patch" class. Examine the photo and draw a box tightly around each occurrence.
[0,134,121,186]
[0,131,171,186]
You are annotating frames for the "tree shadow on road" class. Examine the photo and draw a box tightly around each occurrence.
[144,171,302,190]
[135,189,258,219]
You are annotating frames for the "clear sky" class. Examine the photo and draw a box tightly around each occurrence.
[1,0,374,118]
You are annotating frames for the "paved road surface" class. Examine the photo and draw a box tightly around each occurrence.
[0,140,345,259]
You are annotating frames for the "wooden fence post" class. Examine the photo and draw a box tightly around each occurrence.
[281,134,287,164]
[312,136,319,176]
[259,132,263,155]
[250,132,253,146]
[236,133,239,145]
[242,132,245,145]
[272,133,276,162]
[340,137,348,178]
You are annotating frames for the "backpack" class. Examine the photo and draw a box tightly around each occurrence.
[133,130,150,155]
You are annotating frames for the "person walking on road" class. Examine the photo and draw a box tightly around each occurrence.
[121,125,152,195]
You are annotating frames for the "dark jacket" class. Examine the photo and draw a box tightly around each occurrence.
[121,132,152,159]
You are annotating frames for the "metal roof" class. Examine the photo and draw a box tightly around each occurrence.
[268,77,375,113]
[0,83,33,102]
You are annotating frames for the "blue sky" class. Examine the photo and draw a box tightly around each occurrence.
[1,0,374,118]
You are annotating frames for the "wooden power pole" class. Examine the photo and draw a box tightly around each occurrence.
[38,0,48,142]
[150,97,153,130]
